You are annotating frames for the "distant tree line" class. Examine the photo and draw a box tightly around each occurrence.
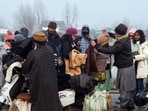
[0,0,79,35]
[0,0,148,37]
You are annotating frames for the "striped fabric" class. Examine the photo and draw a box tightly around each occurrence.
[83,90,107,111]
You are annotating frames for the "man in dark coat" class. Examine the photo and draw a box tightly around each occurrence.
[45,21,64,74]
[22,32,63,111]
[91,23,136,111]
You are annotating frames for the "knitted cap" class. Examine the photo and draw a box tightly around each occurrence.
[115,23,128,35]
[33,32,47,42]
[97,30,110,46]
[5,30,15,41]
[128,28,137,34]
[48,21,57,29]
[66,27,78,37]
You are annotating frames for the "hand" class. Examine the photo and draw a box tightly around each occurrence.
[102,29,107,33]
[21,61,24,64]
[57,57,63,66]
[91,40,96,46]
[6,42,12,48]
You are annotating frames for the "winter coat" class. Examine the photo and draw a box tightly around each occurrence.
[22,44,63,111]
[65,49,87,76]
[46,31,62,56]
[93,49,109,72]
[85,45,98,74]
[45,31,65,74]
[11,38,34,59]
[134,41,148,79]
[85,45,110,74]
[61,34,76,59]
[80,35,90,54]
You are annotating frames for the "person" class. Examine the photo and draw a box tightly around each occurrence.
[14,30,24,41]
[74,35,82,52]
[65,27,82,52]
[61,27,87,76]
[91,23,136,110]
[3,30,15,50]
[22,32,63,111]
[2,31,15,75]
[128,28,137,41]
[66,27,79,38]
[20,27,29,39]
[85,30,111,91]
[128,28,137,53]
[13,27,29,42]
[80,25,91,54]
[45,21,64,74]
[132,29,148,93]
[0,30,15,87]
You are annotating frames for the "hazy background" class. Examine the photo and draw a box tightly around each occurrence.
[0,0,148,31]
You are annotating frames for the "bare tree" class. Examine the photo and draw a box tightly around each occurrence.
[71,4,79,27]
[63,2,79,27]
[33,0,49,31]
[14,4,36,34]
[14,1,49,34]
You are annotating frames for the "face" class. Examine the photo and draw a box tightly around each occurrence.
[83,28,89,32]
[128,32,135,40]
[134,32,141,41]
[77,40,81,45]
[48,27,55,33]
[5,40,14,47]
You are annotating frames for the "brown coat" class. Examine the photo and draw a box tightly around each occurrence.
[85,45,109,74]
[85,45,98,74]
[93,49,109,72]
[65,49,87,76]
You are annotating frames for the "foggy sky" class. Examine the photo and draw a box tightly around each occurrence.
[0,0,148,30]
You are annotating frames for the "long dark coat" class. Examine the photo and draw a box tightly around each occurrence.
[22,44,63,111]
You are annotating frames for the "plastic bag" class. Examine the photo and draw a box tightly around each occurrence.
[83,90,108,111]
[95,70,111,91]
[111,66,118,89]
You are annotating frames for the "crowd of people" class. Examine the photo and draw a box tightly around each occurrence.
[0,21,148,111]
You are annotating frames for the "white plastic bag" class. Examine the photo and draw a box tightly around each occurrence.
[111,66,118,89]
